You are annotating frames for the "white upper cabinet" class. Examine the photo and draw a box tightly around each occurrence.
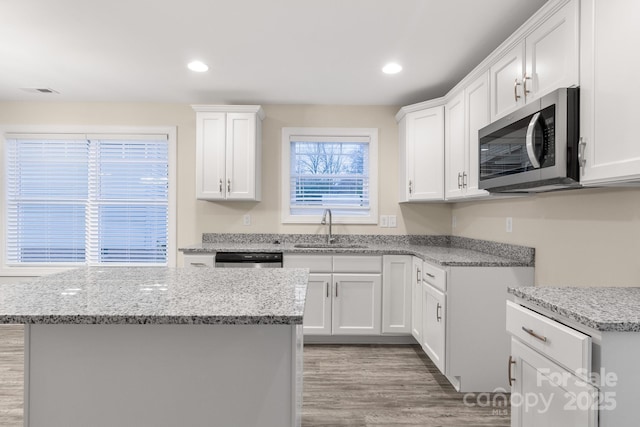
[397,105,445,202]
[490,0,579,121]
[193,105,264,201]
[464,72,490,198]
[446,72,490,201]
[525,0,579,102]
[490,42,526,120]
[444,91,466,200]
[580,0,640,185]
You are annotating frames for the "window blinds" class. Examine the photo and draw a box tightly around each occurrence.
[5,135,169,265]
[289,137,370,216]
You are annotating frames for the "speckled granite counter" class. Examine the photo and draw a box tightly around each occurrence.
[0,266,308,325]
[509,286,640,332]
[180,234,535,267]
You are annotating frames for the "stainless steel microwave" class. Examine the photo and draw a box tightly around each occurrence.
[478,88,580,193]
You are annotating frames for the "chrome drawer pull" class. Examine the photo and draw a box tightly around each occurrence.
[522,326,547,342]
[508,356,516,387]
[425,273,435,279]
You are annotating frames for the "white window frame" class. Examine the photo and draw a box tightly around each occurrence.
[0,125,177,276]
[281,127,378,224]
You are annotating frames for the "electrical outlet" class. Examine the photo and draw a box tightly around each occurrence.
[243,214,251,226]
[506,217,513,233]
[388,215,397,228]
[379,215,389,228]
[452,215,457,229]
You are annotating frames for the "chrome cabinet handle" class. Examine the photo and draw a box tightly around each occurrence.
[523,73,531,98]
[522,326,547,342]
[514,78,521,101]
[190,262,207,267]
[326,282,329,298]
[218,179,223,192]
[227,179,231,193]
[457,172,462,189]
[579,137,587,172]
[508,356,516,387]
[425,272,435,279]
[408,180,412,195]
[462,172,467,188]
[335,282,338,297]
[525,112,542,169]
[416,268,421,284]
[436,302,442,321]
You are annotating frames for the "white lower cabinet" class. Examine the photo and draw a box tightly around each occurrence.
[303,273,332,335]
[332,273,381,335]
[422,280,446,373]
[507,302,597,427]
[284,254,382,336]
[420,262,534,392]
[410,256,423,343]
[182,254,214,268]
[382,255,412,334]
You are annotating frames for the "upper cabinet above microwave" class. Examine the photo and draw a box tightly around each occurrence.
[579,0,640,186]
[489,0,579,121]
[192,105,264,201]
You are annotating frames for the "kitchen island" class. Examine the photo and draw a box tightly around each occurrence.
[0,267,308,427]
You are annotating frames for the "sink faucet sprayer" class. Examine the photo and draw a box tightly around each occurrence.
[321,209,334,244]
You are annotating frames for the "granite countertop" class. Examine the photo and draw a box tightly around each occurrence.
[509,286,640,332]
[0,267,308,325]
[180,234,535,267]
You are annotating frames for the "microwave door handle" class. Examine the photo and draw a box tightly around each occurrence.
[525,112,542,169]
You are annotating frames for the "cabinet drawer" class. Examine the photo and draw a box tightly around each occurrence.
[333,256,382,273]
[183,255,215,268]
[284,255,332,272]
[506,301,590,374]
[422,262,446,292]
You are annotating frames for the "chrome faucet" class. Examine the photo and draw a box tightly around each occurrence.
[321,209,334,244]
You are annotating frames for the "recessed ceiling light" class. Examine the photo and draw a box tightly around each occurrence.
[382,62,403,74]
[187,61,209,72]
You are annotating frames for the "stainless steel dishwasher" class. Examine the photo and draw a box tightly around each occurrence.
[214,252,283,268]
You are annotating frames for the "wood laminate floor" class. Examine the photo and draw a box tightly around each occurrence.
[0,326,509,426]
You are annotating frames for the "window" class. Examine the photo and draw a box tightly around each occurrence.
[281,127,378,224]
[1,127,176,274]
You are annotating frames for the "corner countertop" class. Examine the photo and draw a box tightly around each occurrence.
[508,286,640,332]
[180,234,535,267]
[0,267,308,325]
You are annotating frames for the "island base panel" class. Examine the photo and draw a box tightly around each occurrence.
[25,324,301,427]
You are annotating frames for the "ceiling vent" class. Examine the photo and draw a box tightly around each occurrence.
[20,87,60,94]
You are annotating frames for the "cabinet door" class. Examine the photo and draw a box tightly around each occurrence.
[464,72,490,198]
[490,42,525,121]
[405,107,444,201]
[332,274,382,335]
[422,282,445,373]
[580,0,640,185]
[525,0,579,102]
[382,255,412,334]
[195,112,226,200]
[303,273,332,335]
[510,339,597,427]
[445,92,466,200]
[410,257,423,343]
[225,113,258,200]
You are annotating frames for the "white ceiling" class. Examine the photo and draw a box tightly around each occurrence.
[0,0,548,106]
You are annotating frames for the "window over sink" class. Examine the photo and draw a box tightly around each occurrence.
[281,127,378,224]
[0,126,177,275]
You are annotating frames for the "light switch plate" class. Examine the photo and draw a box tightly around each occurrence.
[506,217,512,233]
[243,214,251,226]
[388,215,397,228]
[379,215,389,228]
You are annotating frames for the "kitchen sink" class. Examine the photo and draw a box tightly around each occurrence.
[293,243,368,249]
